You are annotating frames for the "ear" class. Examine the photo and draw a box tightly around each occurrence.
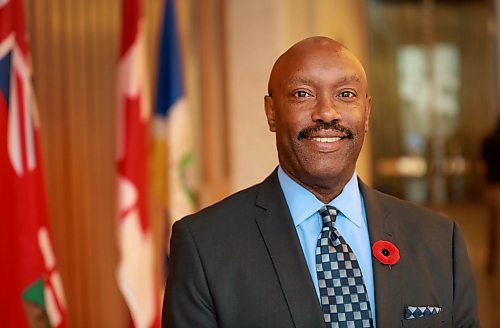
[264,95,276,132]
[364,95,372,133]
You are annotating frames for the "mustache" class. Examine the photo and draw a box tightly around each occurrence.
[297,121,354,141]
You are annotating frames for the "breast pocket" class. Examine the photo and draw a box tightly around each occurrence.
[402,312,446,328]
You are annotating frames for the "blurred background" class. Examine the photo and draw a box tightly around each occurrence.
[3,0,499,326]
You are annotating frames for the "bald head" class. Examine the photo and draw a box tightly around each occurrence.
[267,36,367,96]
[263,36,372,202]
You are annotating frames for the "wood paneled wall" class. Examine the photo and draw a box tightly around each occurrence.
[24,0,164,326]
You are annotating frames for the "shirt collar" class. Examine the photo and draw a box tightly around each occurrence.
[277,166,363,228]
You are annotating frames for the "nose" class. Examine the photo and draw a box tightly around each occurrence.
[311,95,341,123]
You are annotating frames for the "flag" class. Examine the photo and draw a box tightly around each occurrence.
[0,0,67,327]
[153,0,195,276]
[116,0,161,327]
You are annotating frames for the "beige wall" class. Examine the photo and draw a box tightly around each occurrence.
[225,0,285,191]
[25,0,371,325]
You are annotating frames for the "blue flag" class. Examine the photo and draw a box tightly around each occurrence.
[153,0,195,280]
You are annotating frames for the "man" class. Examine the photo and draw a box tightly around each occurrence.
[162,36,479,327]
[482,117,500,274]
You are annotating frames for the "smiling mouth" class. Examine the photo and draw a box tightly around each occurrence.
[311,137,342,143]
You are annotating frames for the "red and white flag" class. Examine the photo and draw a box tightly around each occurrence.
[116,0,161,327]
[0,0,67,327]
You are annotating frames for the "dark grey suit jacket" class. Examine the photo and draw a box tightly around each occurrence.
[163,170,479,327]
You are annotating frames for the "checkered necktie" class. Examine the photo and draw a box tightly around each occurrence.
[316,205,373,328]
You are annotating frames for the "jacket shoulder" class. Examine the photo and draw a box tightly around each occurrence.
[365,184,455,231]
[177,171,280,230]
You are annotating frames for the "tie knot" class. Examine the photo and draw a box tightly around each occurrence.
[319,205,338,227]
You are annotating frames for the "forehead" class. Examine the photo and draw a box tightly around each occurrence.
[285,50,365,85]
[286,71,362,88]
[270,47,367,92]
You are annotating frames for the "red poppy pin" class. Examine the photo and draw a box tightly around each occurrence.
[372,240,400,269]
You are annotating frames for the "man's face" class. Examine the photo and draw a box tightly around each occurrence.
[265,46,371,190]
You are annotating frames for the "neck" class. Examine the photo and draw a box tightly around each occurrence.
[281,168,353,204]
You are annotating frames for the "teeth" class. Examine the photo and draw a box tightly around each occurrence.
[312,137,341,143]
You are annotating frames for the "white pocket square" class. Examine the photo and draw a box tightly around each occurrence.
[404,305,441,320]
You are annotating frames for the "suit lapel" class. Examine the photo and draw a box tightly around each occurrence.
[360,182,404,327]
[255,171,326,328]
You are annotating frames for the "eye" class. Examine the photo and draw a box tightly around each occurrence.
[292,90,312,98]
[339,90,356,98]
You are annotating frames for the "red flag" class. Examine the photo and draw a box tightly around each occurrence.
[116,0,161,327]
[0,0,67,327]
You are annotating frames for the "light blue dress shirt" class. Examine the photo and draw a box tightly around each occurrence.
[277,167,377,326]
